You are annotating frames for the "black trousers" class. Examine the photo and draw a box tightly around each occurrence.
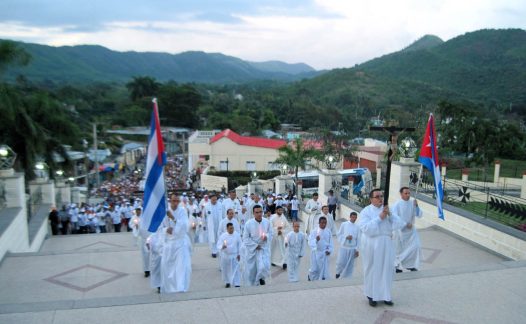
[328,204,337,220]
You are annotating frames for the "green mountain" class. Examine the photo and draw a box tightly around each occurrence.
[402,34,444,52]
[357,29,526,104]
[2,41,318,84]
[289,28,526,116]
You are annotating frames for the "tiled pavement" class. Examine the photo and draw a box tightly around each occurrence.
[0,222,524,324]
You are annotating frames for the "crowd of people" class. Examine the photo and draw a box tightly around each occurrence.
[48,157,423,308]
[129,186,423,309]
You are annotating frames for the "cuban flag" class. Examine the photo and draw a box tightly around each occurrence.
[419,113,445,220]
[141,98,167,232]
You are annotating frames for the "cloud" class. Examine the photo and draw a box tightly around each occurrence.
[0,0,525,69]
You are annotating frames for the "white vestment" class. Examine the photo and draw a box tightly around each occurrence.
[161,205,192,293]
[358,204,405,301]
[223,197,242,221]
[336,221,359,278]
[195,216,208,243]
[285,231,306,282]
[313,212,336,236]
[392,198,423,270]
[216,232,242,286]
[305,199,322,234]
[270,214,290,267]
[308,227,333,280]
[148,229,164,289]
[217,217,241,238]
[136,216,150,272]
[243,218,273,286]
[204,202,224,254]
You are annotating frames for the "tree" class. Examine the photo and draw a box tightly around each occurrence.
[274,138,321,192]
[126,76,160,102]
[0,40,31,75]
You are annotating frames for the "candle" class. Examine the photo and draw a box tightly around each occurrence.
[133,219,139,225]
[284,236,288,244]
[223,240,227,247]
[261,232,266,240]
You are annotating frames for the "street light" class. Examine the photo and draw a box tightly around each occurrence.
[0,144,16,170]
[326,155,336,170]
[399,137,417,158]
[281,164,288,175]
[34,160,49,181]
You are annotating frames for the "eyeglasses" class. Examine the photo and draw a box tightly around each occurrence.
[372,195,383,199]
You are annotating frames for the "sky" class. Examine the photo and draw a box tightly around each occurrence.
[1,0,525,70]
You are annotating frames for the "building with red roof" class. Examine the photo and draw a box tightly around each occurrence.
[189,129,287,172]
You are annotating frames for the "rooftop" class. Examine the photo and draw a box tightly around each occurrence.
[210,129,286,149]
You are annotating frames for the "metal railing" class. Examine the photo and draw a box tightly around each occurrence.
[408,166,526,230]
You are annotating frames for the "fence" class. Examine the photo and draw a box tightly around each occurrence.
[408,166,526,230]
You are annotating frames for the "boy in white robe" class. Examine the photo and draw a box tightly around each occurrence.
[217,223,242,287]
[392,187,423,272]
[335,212,360,279]
[270,206,290,269]
[308,216,333,281]
[285,222,306,282]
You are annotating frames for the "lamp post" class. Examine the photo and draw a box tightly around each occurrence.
[398,137,417,161]
[0,144,16,176]
[34,160,49,182]
[281,164,288,176]
[326,155,336,170]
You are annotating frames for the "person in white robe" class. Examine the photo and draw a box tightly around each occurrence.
[223,190,242,221]
[308,216,333,281]
[216,223,242,287]
[358,189,405,307]
[161,195,192,293]
[285,222,306,282]
[187,212,198,244]
[203,194,224,258]
[147,227,164,292]
[218,209,241,237]
[305,193,322,234]
[243,204,273,286]
[392,187,423,272]
[270,206,290,269]
[313,206,337,236]
[335,211,360,279]
[129,208,151,277]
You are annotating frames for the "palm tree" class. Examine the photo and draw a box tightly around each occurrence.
[274,138,321,193]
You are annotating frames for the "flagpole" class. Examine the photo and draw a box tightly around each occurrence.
[153,97,170,214]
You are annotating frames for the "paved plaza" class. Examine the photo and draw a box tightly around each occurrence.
[0,221,525,324]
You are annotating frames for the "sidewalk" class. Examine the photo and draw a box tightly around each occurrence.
[0,224,524,323]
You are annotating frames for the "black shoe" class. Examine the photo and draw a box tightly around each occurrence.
[368,299,377,307]
[282,264,287,270]
[335,274,340,279]
[271,263,277,267]
[144,271,150,278]
[395,268,403,273]
[235,285,240,288]
[259,279,266,286]
[157,287,160,293]
[408,268,418,272]
[212,253,217,258]
[307,275,311,281]
[384,300,394,306]
[225,283,231,288]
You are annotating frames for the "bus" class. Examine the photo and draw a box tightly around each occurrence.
[296,168,373,199]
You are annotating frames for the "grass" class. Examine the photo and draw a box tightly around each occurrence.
[445,158,526,181]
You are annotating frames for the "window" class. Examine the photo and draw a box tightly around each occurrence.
[246,161,256,171]
[219,160,228,171]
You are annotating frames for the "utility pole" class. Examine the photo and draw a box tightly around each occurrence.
[93,123,100,188]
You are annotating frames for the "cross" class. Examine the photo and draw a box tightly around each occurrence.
[369,125,415,205]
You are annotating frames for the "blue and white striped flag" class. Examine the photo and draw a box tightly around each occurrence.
[141,98,167,232]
